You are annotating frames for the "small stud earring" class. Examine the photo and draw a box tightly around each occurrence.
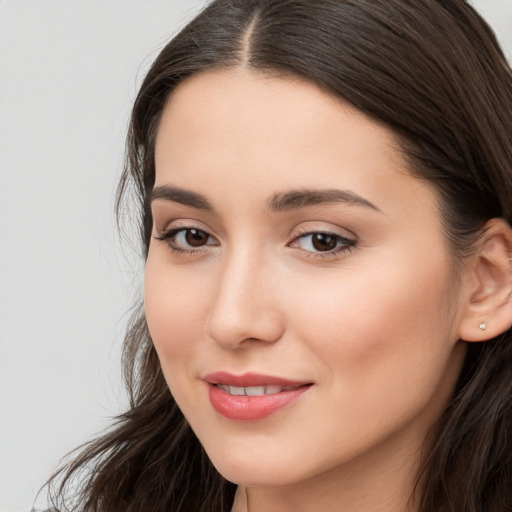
[479,322,486,330]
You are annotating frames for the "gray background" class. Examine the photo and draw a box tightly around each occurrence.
[0,1,510,510]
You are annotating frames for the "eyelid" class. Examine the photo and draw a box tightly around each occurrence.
[155,226,215,241]
[291,223,357,244]
[154,223,219,254]
[154,216,217,240]
[292,222,356,239]
[290,230,355,247]
[154,216,211,234]
[288,225,357,258]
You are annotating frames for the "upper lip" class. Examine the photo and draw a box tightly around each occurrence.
[203,371,312,387]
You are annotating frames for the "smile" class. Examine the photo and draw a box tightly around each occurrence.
[203,372,313,421]
[215,384,298,396]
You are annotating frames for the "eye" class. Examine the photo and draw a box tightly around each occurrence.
[155,227,218,253]
[290,231,356,256]
[178,228,211,247]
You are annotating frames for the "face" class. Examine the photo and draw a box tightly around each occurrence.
[145,68,467,491]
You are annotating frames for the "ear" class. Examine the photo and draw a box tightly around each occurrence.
[457,218,512,342]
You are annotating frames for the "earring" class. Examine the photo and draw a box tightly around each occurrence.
[479,322,486,330]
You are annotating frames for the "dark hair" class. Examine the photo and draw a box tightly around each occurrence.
[47,1,512,511]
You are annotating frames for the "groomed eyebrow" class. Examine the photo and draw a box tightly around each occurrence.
[268,188,381,212]
[148,185,213,210]
[148,185,380,213]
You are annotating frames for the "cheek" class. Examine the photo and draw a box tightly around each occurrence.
[286,254,458,386]
[144,258,214,425]
[279,260,463,458]
[144,255,208,369]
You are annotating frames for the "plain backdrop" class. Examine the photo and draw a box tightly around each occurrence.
[0,1,510,510]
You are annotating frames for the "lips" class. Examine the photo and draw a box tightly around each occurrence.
[216,384,297,396]
[203,372,313,421]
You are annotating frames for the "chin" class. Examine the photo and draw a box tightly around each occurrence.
[202,440,317,488]
[215,464,301,488]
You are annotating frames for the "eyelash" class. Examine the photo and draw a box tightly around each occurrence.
[155,227,218,255]
[155,226,357,259]
[290,229,356,258]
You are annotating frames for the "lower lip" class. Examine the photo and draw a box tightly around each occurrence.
[208,384,311,421]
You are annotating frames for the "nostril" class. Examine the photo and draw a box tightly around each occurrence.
[206,314,284,349]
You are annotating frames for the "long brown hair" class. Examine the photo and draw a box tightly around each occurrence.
[47,1,512,511]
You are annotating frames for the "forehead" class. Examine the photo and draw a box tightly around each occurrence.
[157,68,393,150]
[154,68,438,224]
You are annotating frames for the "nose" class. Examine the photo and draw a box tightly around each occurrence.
[206,248,284,349]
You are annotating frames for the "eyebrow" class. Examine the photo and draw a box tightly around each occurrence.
[148,185,213,210]
[148,185,380,213]
[267,188,381,212]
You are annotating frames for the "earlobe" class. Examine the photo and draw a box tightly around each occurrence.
[458,218,512,342]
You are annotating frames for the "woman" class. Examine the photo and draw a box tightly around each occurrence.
[47,0,512,511]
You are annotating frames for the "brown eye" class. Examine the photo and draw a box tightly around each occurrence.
[156,226,218,253]
[185,229,210,247]
[311,233,337,251]
[291,231,356,256]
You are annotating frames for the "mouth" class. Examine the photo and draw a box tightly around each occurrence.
[214,384,302,396]
[203,372,314,421]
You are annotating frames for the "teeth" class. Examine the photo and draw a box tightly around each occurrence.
[229,386,245,396]
[217,384,292,396]
[245,386,265,396]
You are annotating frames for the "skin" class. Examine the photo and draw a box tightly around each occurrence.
[145,68,470,512]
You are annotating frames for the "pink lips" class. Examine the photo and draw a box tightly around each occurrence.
[203,371,313,421]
